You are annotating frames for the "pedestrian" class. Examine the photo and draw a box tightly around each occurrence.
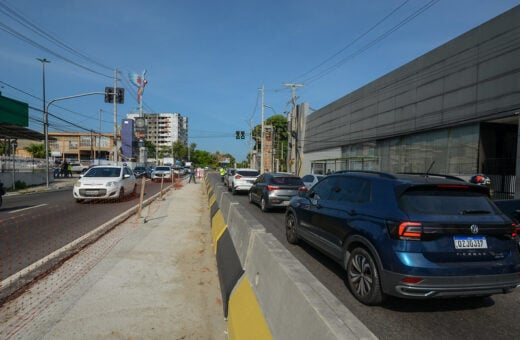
[62,161,68,178]
[188,164,197,184]
[67,163,73,178]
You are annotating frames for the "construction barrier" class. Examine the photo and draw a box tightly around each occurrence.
[204,173,376,340]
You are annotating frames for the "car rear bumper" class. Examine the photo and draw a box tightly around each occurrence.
[381,270,520,298]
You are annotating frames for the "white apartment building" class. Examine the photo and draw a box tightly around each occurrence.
[126,112,188,148]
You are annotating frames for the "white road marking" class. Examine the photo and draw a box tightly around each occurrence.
[9,203,48,214]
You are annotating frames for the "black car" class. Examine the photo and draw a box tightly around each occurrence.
[248,173,307,212]
[285,171,520,305]
[133,166,147,178]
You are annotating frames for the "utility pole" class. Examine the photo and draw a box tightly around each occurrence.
[260,85,265,174]
[283,83,303,174]
[113,69,118,164]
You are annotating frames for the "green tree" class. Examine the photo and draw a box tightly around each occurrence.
[145,140,156,159]
[172,141,187,160]
[24,143,47,158]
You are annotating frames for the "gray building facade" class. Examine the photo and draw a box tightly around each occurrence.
[303,6,520,199]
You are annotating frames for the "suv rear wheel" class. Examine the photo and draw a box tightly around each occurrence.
[345,247,384,305]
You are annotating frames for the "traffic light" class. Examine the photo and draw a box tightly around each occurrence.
[104,87,113,103]
[104,87,125,104]
[240,131,245,139]
[235,131,240,139]
[116,88,124,104]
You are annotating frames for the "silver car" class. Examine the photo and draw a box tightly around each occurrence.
[73,165,137,202]
[248,173,307,212]
[228,168,259,195]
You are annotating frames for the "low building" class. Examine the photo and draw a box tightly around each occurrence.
[48,132,114,163]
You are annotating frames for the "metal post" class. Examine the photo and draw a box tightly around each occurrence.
[113,69,118,164]
[98,109,102,164]
[37,58,50,188]
[11,139,17,190]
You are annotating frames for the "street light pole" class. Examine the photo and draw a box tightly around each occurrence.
[37,58,50,187]
[260,85,265,174]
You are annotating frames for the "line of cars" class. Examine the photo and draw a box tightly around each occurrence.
[72,164,183,203]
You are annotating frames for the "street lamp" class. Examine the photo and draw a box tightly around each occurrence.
[37,58,50,188]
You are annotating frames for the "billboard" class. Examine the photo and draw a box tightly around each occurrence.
[0,95,29,126]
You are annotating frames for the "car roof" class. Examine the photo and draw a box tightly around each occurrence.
[267,172,300,177]
[329,170,489,194]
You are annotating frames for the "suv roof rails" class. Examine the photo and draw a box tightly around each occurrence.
[397,172,466,182]
[333,170,397,179]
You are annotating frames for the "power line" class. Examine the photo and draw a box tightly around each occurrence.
[292,0,410,82]
[0,2,113,72]
[297,0,441,85]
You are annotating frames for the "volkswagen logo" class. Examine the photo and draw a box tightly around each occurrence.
[470,224,479,234]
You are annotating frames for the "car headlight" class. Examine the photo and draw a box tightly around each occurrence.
[106,181,118,187]
[74,181,82,187]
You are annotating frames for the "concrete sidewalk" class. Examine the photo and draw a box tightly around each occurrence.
[0,178,228,339]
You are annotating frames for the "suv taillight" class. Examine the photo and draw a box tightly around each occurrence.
[513,223,520,238]
[267,185,279,191]
[235,174,242,179]
[397,222,422,240]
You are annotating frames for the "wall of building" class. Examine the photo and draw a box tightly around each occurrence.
[304,6,520,154]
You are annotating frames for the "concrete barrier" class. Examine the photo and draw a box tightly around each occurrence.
[204,174,376,340]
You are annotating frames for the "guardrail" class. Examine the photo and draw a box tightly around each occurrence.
[204,173,376,340]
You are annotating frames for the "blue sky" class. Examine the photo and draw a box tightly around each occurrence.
[1,0,519,162]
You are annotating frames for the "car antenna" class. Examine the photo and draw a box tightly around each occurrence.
[425,161,435,177]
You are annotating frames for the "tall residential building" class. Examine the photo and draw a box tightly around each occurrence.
[126,113,188,148]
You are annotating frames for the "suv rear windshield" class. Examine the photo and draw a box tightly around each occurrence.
[272,177,303,185]
[399,189,497,216]
[237,170,259,177]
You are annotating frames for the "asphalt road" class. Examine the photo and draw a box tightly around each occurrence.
[214,173,520,340]
[0,179,168,280]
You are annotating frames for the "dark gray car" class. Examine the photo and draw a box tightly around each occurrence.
[248,173,307,212]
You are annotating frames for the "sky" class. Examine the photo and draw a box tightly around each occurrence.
[1,0,519,162]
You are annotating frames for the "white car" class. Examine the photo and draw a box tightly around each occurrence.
[301,174,325,189]
[228,168,259,195]
[73,165,137,202]
[151,166,173,182]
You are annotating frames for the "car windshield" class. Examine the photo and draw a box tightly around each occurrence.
[156,166,170,171]
[134,167,145,171]
[84,167,121,178]
[272,176,303,185]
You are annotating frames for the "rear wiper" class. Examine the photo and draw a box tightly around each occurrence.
[460,209,491,215]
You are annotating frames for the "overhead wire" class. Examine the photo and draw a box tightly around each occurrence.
[292,0,410,82]
[294,0,440,86]
[0,2,113,72]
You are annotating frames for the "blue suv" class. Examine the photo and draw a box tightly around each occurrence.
[285,171,520,305]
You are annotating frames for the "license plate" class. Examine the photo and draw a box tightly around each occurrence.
[453,236,487,249]
[85,190,98,196]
